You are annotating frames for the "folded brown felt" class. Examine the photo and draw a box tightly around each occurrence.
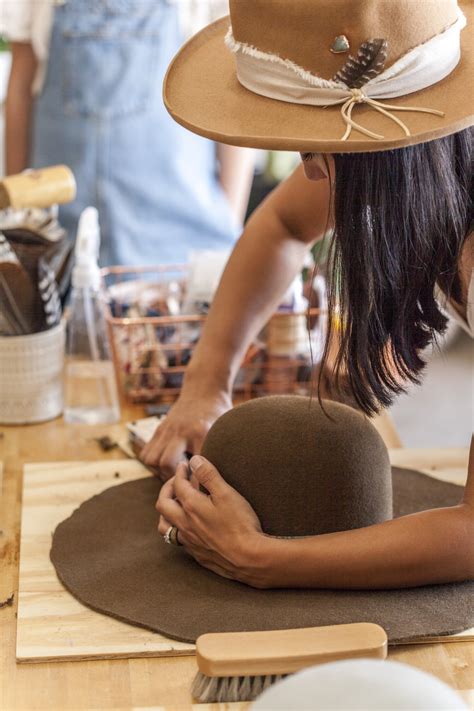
[51,398,473,644]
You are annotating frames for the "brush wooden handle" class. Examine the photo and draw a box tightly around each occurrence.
[0,166,76,210]
[196,623,387,677]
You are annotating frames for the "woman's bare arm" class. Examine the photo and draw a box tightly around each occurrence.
[142,165,332,474]
[254,436,474,589]
[5,42,37,175]
[185,164,332,391]
[158,437,474,589]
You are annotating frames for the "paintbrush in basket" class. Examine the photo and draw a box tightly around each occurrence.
[0,231,39,335]
[0,208,72,333]
[192,623,388,704]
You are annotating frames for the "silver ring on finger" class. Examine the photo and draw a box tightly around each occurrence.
[163,525,182,547]
[170,526,183,546]
[163,526,173,545]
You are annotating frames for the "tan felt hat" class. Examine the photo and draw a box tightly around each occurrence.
[51,399,474,644]
[164,0,474,152]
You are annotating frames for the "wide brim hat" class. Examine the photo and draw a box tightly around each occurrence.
[163,0,473,153]
[51,398,474,644]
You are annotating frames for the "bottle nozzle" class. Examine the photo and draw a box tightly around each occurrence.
[72,207,101,289]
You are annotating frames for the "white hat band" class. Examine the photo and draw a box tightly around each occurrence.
[225,9,467,141]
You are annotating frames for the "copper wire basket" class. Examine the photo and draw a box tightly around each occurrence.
[102,265,326,404]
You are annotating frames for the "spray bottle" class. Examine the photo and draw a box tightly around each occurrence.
[64,207,120,424]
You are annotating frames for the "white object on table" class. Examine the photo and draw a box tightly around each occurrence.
[126,416,165,445]
[251,659,468,710]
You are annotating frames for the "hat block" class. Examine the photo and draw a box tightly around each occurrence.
[201,397,393,537]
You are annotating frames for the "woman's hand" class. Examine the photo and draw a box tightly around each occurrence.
[141,389,232,481]
[156,455,268,587]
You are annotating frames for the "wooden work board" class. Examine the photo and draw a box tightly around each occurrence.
[16,453,474,664]
[16,459,193,663]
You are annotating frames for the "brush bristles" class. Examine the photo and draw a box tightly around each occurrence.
[192,671,287,703]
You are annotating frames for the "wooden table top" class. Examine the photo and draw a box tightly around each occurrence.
[0,403,472,710]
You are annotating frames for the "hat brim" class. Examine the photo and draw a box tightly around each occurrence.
[163,5,473,153]
[50,469,474,644]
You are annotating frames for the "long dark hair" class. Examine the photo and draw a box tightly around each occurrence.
[320,127,473,415]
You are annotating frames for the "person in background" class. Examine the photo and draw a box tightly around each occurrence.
[1,0,255,265]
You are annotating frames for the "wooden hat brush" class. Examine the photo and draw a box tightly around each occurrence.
[192,623,388,704]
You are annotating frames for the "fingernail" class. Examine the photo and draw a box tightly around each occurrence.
[190,455,204,471]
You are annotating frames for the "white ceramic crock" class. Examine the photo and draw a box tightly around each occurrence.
[0,321,65,424]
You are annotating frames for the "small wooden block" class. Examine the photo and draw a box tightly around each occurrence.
[16,460,194,663]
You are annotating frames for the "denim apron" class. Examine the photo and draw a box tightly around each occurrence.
[31,0,239,266]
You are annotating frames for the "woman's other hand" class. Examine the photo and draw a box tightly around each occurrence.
[156,455,268,587]
[140,389,232,481]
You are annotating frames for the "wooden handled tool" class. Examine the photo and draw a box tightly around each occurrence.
[192,623,388,703]
[0,166,76,210]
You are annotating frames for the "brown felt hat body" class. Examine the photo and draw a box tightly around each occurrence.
[201,397,393,537]
[163,0,473,152]
[51,397,474,644]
